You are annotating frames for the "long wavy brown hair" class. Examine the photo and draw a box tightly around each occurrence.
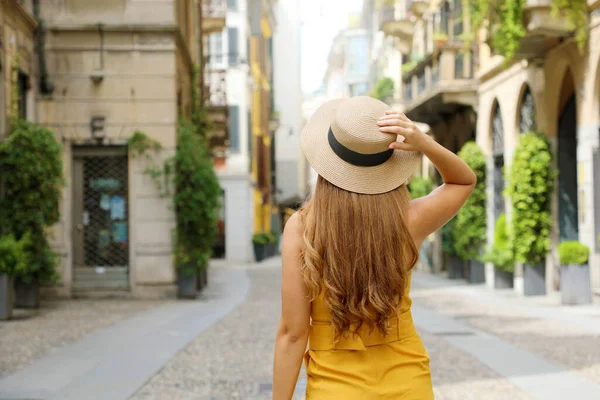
[299,176,418,338]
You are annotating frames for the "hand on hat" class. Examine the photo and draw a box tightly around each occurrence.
[377,111,430,153]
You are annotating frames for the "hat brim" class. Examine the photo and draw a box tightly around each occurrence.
[301,98,422,195]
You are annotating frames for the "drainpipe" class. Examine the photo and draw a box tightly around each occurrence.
[33,0,54,95]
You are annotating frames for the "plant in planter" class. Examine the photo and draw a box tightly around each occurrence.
[0,119,64,308]
[252,233,270,262]
[173,117,221,299]
[0,234,32,320]
[558,241,591,305]
[432,32,448,47]
[506,132,556,296]
[454,142,487,284]
[482,213,515,289]
[370,77,395,103]
[442,218,463,279]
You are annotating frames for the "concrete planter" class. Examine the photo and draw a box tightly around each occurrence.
[177,271,198,299]
[253,243,266,262]
[494,267,514,289]
[524,262,546,296]
[14,279,40,309]
[448,255,464,280]
[0,274,15,320]
[467,260,486,284]
[560,264,592,305]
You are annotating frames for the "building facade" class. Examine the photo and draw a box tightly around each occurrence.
[0,0,37,136]
[273,0,305,222]
[5,0,227,298]
[204,0,254,262]
[248,0,277,235]
[474,1,600,294]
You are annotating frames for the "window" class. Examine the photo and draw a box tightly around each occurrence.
[492,102,505,221]
[228,105,240,152]
[349,83,369,96]
[228,27,239,66]
[209,32,223,64]
[228,0,237,10]
[519,86,536,134]
[347,36,369,77]
[17,71,28,120]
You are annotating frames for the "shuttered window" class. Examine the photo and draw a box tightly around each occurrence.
[228,105,240,152]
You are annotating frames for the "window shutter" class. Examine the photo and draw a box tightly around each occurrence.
[228,27,239,66]
[228,105,240,152]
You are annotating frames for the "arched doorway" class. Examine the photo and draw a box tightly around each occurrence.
[557,71,579,241]
[492,101,504,221]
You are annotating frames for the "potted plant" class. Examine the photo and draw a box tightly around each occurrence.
[454,142,487,284]
[0,234,32,320]
[432,32,448,47]
[482,214,514,289]
[558,241,591,305]
[253,233,269,262]
[173,118,221,299]
[506,132,556,296]
[442,218,463,279]
[0,119,64,308]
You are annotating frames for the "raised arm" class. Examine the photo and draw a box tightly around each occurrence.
[378,111,476,243]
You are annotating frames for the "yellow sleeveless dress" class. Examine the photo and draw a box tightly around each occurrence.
[304,274,433,399]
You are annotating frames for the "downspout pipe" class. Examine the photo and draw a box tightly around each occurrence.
[33,0,54,95]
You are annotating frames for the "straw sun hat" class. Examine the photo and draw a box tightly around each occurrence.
[301,96,422,195]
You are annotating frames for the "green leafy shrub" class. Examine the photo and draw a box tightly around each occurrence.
[408,176,433,199]
[506,132,556,264]
[0,234,33,277]
[442,217,457,256]
[0,119,64,284]
[465,0,588,59]
[558,241,589,265]
[173,119,221,276]
[252,233,270,245]
[370,77,395,101]
[453,142,487,261]
[482,213,514,272]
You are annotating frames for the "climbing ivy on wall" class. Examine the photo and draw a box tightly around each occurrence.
[465,0,588,60]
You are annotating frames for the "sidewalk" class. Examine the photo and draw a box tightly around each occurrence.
[0,259,599,400]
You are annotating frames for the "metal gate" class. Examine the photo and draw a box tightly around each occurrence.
[72,147,129,290]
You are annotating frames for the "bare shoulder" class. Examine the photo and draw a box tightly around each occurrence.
[282,212,303,248]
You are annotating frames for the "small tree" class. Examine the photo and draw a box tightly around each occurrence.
[173,119,221,276]
[482,213,514,272]
[453,142,487,261]
[506,132,556,264]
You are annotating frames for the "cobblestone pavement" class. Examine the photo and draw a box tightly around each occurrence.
[0,298,170,377]
[130,261,534,400]
[411,280,600,388]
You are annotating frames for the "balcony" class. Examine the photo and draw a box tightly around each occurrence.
[203,68,229,158]
[409,0,429,17]
[379,5,417,54]
[202,0,227,35]
[509,0,572,59]
[402,45,477,125]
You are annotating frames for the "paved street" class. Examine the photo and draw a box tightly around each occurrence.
[1,258,600,400]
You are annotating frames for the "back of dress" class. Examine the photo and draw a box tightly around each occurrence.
[305,272,434,400]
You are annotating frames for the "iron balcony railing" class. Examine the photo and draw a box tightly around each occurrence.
[203,0,227,19]
[203,69,227,107]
